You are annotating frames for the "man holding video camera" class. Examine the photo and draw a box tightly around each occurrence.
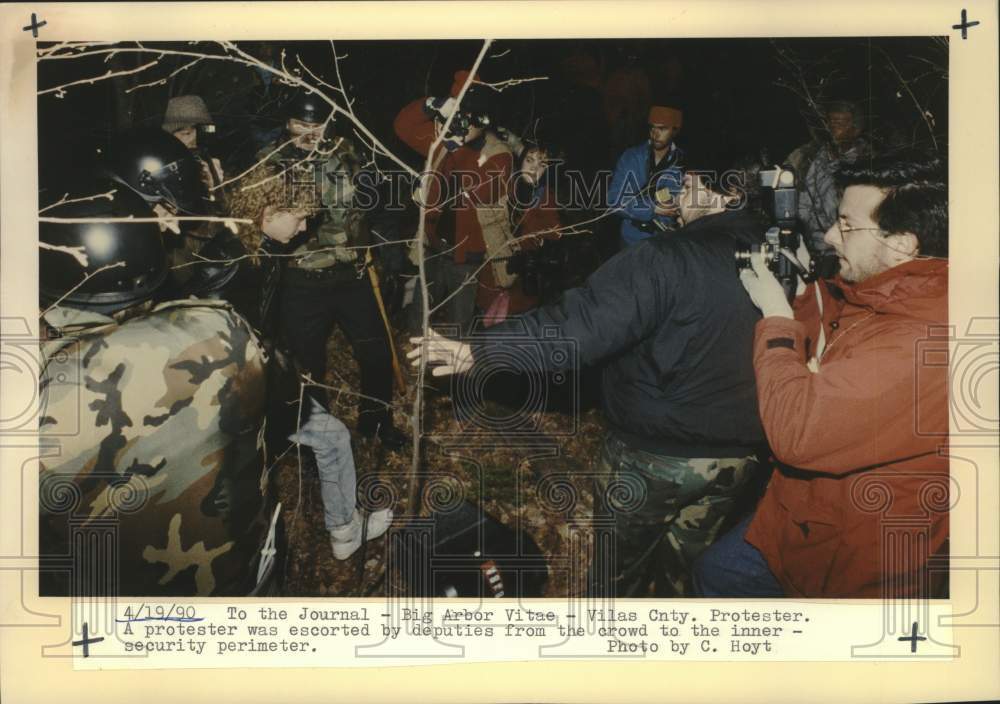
[162,94,226,196]
[695,154,949,598]
[409,154,774,597]
[394,70,516,335]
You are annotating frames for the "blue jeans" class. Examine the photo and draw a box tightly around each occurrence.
[693,514,785,597]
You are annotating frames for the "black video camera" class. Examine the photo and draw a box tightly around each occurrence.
[444,110,491,142]
[506,240,573,299]
[734,165,836,300]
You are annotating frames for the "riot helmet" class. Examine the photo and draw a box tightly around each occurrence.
[103,128,208,218]
[283,91,333,125]
[40,179,168,315]
[182,229,244,298]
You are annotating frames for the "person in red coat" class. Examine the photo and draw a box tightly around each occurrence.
[393,70,515,334]
[694,154,949,598]
[478,140,564,323]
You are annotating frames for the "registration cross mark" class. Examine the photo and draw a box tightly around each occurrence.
[71,622,104,658]
[22,13,47,38]
[897,622,927,653]
[952,9,980,39]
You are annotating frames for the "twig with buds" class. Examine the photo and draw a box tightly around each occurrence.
[38,59,160,98]
[38,188,117,214]
[39,242,89,267]
[475,76,549,92]
[126,57,204,94]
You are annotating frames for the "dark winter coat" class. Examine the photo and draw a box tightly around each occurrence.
[470,209,768,457]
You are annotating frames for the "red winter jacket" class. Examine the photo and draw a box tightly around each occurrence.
[746,258,949,598]
[393,98,514,265]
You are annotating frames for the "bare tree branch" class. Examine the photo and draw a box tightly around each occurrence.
[39,242,89,267]
[38,59,160,98]
[408,40,495,515]
[39,41,419,178]
[38,188,117,214]
[39,215,253,226]
[475,76,548,92]
[125,57,204,94]
[877,47,939,152]
[40,262,127,317]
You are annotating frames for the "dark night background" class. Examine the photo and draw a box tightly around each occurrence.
[38,37,948,190]
[34,37,951,598]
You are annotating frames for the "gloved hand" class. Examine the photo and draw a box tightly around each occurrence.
[739,251,794,319]
[406,328,475,376]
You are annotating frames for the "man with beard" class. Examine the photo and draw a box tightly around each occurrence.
[695,154,949,598]
[608,101,686,247]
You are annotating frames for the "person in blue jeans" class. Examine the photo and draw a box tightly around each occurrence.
[608,102,685,247]
[692,514,785,597]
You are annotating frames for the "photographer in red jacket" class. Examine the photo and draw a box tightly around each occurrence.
[694,154,949,598]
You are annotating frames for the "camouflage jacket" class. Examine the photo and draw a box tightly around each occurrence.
[797,138,868,253]
[231,136,370,271]
[38,299,270,597]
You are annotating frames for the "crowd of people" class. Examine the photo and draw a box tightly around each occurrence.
[37,60,949,600]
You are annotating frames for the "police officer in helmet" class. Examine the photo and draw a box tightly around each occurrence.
[38,178,278,596]
[102,128,250,315]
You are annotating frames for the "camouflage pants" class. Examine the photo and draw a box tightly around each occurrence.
[589,434,757,598]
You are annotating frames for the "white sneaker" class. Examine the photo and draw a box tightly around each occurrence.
[329,509,393,560]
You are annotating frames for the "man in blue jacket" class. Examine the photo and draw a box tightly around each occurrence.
[409,156,770,597]
[608,103,686,247]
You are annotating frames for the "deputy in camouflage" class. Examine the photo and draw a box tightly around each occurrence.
[592,434,757,597]
[39,300,270,596]
[37,182,272,597]
[228,91,405,450]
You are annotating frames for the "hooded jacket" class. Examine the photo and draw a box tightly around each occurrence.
[746,258,949,597]
[471,209,768,457]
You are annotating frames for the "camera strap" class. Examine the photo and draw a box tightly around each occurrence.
[809,283,827,372]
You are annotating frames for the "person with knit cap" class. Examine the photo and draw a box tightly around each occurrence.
[394,69,516,334]
[608,101,686,247]
[161,94,226,196]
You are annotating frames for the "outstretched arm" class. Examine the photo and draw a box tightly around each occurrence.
[408,243,673,376]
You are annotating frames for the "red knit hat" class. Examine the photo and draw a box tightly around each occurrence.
[648,105,683,129]
[450,70,481,98]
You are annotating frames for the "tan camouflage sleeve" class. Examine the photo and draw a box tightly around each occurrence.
[227,159,290,263]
